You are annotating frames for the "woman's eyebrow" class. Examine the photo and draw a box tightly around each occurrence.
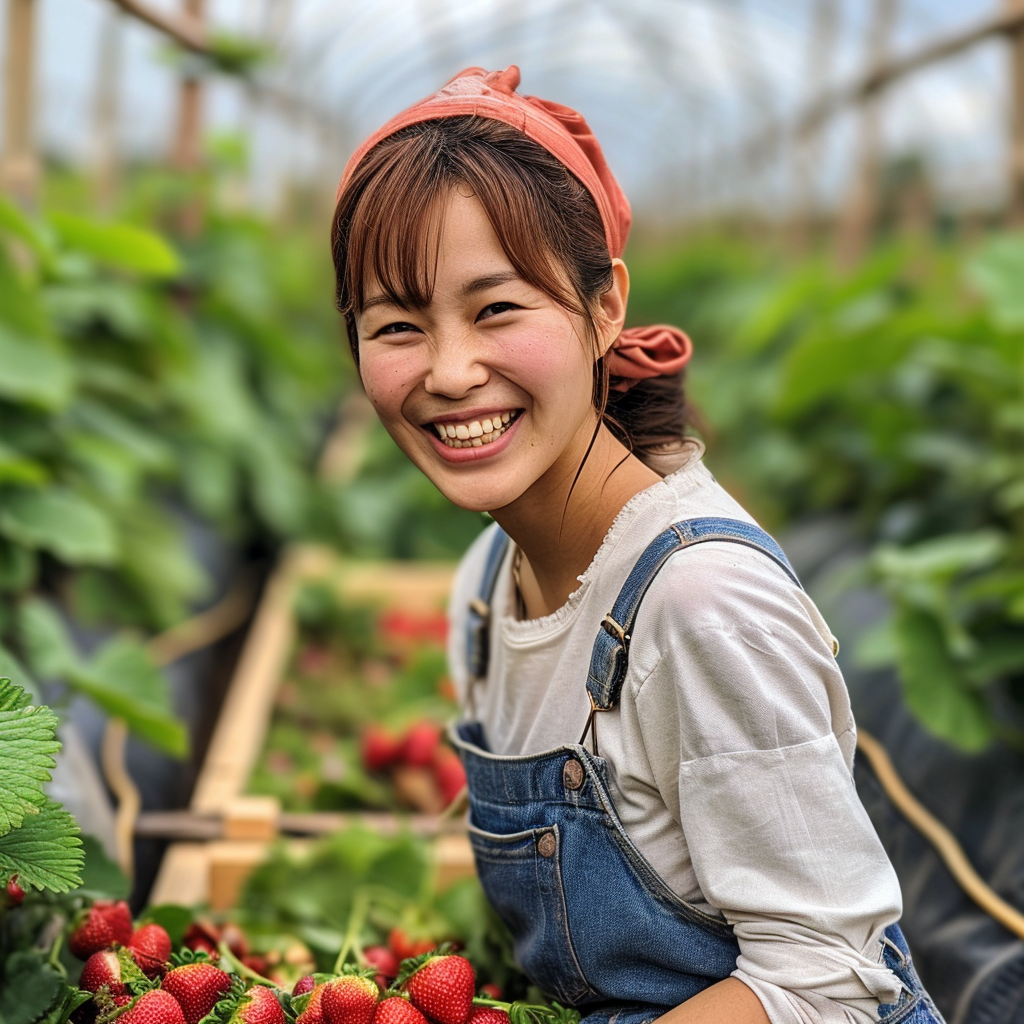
[460,271,520,297]
[361,293,409,313]
[361,271,522,315]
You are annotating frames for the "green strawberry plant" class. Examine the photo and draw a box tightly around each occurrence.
[0,160,348,753]
[0,675,89,1023]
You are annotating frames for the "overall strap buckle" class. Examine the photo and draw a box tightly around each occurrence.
[583,516,800,720]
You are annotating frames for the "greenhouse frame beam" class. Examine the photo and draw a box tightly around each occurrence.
[803,3,1024,134]
[742,1,1024,162]
[107,0,209,54]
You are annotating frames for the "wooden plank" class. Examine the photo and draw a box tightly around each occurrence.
[152,833,474,909]
[152,545,458,905]
[148,843,211,907]
[189,546,306,813]
[188,546,453,814]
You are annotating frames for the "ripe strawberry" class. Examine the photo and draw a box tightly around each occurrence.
[361,726,403,773]
[295,984,326,1024]
[69,900,134,959]
[219,922,249,958]
[293,976,317,996]
[432,747,467,806]
[403,955,475,1024]
[478,984,502,999]
[321,974,380,1024]
[387,929,434,962]
[400,723,441,768]
[79,950,126,996]
[182,920,221,958]
[160,962,232,1024]
[230,985,286,1024]
[116,990,187,1024]
[374,997,427,1024]
[364,946,399,990]
[5,873,25,905]
[468,1009,510,1024]
[128,924,172,977]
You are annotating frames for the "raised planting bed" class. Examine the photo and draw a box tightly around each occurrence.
[148,545,472,910]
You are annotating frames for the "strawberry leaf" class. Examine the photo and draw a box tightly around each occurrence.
[0,677,61,835]
[0,798,83,892]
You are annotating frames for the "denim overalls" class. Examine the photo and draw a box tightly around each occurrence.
[450,517,946,1024]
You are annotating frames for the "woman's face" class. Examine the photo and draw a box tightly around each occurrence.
[355,189,607,514]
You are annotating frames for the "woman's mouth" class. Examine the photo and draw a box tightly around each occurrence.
[426,410,521,449]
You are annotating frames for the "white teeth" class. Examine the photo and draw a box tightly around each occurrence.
[431,411,518,449]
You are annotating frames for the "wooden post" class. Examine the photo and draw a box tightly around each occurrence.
[789,0,840,257]
[1,0,40,206]
[171,0,205,172]
[1009,0,1024,225]
[171,0,206,234]
[92,11,123,214]
[835,0,899,268]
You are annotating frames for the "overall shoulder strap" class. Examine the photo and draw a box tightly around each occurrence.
[465,526,510,680]
[585,517,800,714]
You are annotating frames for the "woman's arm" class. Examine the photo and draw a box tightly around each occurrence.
[655,979,770,1024]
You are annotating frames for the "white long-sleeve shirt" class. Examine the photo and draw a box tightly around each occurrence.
[447,444,904,1024]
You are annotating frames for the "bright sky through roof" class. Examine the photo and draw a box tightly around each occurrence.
[1,0,1009,220]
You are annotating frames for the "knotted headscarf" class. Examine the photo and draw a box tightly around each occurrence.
[337,65,693,391]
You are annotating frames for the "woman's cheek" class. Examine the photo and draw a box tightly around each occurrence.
[359,347,421,418]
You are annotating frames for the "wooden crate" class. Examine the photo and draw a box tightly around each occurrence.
[149,545,467,910]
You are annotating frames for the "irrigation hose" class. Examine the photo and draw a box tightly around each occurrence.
[856,729,1024,940]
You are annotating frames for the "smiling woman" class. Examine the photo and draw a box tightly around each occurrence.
[328,66,946,1024]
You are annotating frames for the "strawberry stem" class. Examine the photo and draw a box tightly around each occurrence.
[217,941,278,989]
[333,888,370,974]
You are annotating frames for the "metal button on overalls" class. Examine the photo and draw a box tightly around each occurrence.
[563,758,585,790]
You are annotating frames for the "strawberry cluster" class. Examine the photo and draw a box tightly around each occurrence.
[67,901,565,1024]
[292,953,507,1024]
[361,722,466,809]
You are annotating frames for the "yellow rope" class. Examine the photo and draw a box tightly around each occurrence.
[856,729,1024,940]
[101,719,139,881]
[101,579,255,881]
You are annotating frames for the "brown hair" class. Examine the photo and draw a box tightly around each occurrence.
[331,115,694,473]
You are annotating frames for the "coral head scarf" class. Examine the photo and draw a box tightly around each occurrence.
[337,65,692,391]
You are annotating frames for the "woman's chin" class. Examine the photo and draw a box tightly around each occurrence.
[430,475,521,516]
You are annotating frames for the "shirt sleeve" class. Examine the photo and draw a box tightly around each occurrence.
[630,543,904,1024]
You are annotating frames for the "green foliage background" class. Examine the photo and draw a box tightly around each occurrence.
[628,232,1024,751]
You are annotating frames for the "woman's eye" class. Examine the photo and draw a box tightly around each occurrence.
[478,302,519,320]
[377,322,419,336]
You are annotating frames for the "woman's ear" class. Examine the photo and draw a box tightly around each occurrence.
[595,258,630,358]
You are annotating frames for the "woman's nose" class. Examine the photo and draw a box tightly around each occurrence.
[424,334,489,397]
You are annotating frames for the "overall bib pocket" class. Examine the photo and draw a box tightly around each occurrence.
[467,821,597,1006]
